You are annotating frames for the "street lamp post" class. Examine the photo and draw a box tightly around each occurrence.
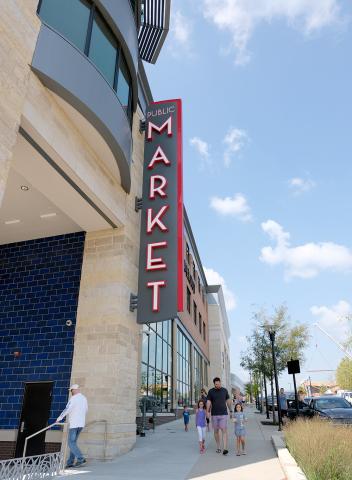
[267,328,283,431]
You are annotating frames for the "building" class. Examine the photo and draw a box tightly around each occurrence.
[231,373,246,400]
[207,285,231,390]
[0,0,170,460]
[139,210,210,415]
[0,0,229,462]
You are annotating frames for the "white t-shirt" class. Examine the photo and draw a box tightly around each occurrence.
[57,393,88,429]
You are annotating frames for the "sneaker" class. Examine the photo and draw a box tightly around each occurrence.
[222,449,229,455]
[74,459,87,467]
[65,464,74,469]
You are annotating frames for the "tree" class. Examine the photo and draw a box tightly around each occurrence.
[336,358,352,390]
[319,385,327,395]
[240,304,309,424]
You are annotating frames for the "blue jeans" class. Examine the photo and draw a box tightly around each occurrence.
[67,427,84,465]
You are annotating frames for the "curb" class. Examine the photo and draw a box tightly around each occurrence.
[271,434,307,480]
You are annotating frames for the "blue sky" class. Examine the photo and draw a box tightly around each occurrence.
[144,0,352,390]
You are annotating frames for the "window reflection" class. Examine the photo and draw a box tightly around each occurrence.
[140,320,173,412]
[176,328,191,406]
[89,10,117,86]
[39,0,90,52]
[39,0,133,122]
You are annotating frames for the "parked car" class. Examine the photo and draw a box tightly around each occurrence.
[308,396,352,424]
[287,399,312,420]
[267,396,277,411]
[342,391,352,405]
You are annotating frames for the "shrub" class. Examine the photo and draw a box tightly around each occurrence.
[285,418,352,480]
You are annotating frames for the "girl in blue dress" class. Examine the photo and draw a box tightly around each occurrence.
[233,403,247,455]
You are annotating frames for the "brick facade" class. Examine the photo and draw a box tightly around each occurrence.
[0,232,85,429]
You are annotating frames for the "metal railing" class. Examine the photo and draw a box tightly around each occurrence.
[0,419,108,479]
[23,422,66,458]
[0,451,62,480]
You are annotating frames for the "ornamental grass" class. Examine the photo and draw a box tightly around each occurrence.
[285,417,352,480]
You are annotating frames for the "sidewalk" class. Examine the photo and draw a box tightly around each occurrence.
[59,406,285,480]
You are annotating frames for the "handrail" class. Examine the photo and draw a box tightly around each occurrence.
[23,422,65,457]
[22,419,108,461]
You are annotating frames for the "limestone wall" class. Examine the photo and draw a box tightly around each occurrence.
[70,111,145,458]
[0,0,40,205]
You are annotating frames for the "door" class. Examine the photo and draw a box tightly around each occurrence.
[15,382,53,457]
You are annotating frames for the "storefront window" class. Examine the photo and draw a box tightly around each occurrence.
[176,328,191,406]
[140,320,172,412]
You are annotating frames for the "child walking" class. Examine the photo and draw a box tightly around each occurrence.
[233,403,247,455]
[195,400,207,453]
[183,405,190,432]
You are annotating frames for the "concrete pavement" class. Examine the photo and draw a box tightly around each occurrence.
[58,406,285,480]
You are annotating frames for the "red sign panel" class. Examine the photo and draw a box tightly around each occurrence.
[137,99,184,323]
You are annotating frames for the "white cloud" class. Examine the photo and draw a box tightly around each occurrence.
[223,127,248,166]
[190,137,211,168]
[202,0,342,65]
[210,194,252,222]
[289,177,317,195]
[260,220,352,279]
[168,10,193,56]
[311,300,352,341]
[204,267,237,311]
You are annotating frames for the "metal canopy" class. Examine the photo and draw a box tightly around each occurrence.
[138,0,171,64]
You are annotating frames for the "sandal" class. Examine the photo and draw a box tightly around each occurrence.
[216,449,222,453]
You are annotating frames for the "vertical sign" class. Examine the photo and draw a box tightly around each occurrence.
[137,99,184,324]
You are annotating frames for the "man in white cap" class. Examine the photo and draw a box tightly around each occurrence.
[57,384,88,468]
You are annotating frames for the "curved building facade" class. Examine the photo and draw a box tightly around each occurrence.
[0,0,170,460]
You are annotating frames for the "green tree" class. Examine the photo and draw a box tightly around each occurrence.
[240,304,309,423]
[319,385,327,395]
[336,358,352,390]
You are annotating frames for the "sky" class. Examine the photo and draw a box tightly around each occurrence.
[144,0,352,390]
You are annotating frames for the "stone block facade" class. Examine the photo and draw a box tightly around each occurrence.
[0,0,40,206]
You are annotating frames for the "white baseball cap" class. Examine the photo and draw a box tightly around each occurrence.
[69,384,80,390]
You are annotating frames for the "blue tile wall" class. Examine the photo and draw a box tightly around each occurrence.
[0,232,85,429]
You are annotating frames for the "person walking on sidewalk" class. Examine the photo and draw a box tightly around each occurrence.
[206,377,233,455]
[233,403,247,456]
[57,384,88,468]
[183,405,190,432]
[195,400,207,454]
[201,388,210,432]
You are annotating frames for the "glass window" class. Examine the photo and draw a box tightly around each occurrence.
[162,340,168,373]
[186,243,190,263]
[156,334,162,371]
[142,332,148,364]
[186,287,191,313]
[88,10,117,86]
[203,322,206,341]
[116,54,131,116]
[148,330,156,368]
[193,302,197,325]
[156,321,162,336]
[39,0,90,52]
[168,345,172,376]
[148,367,155,397]
[141,362,148,396]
